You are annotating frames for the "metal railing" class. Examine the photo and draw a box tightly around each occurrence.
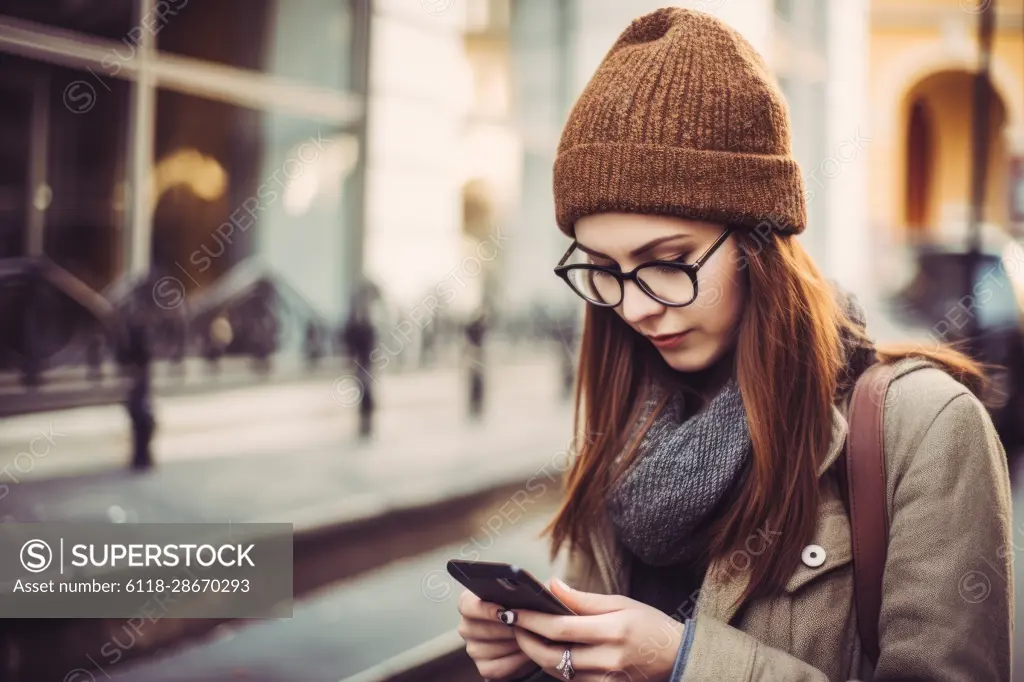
[0,256,343,469]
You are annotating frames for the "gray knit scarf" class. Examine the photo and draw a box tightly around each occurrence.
[606,283,875,567]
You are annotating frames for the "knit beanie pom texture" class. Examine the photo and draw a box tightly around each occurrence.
[553,7,807,237]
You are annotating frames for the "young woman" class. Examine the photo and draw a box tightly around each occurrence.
[456,8,1012,681]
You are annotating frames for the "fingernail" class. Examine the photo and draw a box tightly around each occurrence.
[497,609,517,626]
[553,577,570,591]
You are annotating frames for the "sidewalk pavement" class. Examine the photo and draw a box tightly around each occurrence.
[0,347,568,473]
[0,356,576,528]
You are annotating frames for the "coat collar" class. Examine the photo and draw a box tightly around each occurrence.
[693,404,850,624]
[817,402,851,478]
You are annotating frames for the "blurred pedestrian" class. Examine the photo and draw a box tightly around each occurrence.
[465,307,488,419]
[342,299,377,438]
[456,8,1011,682]
[124,321,154,470]
[304,321,325,370]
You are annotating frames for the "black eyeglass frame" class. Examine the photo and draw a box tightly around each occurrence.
[553,226,734,308]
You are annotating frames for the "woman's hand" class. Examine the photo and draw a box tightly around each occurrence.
[511,577,685,681]
[457,588,541,681]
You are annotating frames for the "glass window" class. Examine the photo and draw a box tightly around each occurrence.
[0,53,130,289]
[152,90,261,286]
[153,90,360,316]
[157,0,353,92]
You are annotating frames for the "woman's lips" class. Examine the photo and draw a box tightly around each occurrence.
[647,330,691,350]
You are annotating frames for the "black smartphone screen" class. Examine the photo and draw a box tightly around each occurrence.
[446,560,576,616]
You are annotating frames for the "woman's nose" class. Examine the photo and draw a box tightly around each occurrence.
[619,280,665,325]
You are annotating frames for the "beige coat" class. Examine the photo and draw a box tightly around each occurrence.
[563,358,1014,681]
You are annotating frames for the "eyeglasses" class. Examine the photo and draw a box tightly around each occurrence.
[553,227,733,308]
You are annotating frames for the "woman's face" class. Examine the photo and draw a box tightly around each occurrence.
[573,213,747,373]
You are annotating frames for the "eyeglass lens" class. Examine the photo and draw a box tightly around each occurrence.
[566,264,695,306]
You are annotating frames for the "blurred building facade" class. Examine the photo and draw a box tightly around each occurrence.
[0,0,367,327]
[0,0,513,354]
[867,0,1024,272]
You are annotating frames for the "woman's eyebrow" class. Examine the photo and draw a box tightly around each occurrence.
[576,242,612,259]
[576,234,692,260]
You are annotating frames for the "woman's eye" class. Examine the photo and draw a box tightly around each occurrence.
[667,253,691,264]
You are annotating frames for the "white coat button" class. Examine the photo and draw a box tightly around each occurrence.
[801,544,826,568]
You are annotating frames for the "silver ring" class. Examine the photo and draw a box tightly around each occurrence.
[554,647,575,680]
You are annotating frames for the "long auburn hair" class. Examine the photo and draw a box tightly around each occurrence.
[545,226,988,607]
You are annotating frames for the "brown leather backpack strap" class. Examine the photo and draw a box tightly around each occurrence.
[843,362,897,666]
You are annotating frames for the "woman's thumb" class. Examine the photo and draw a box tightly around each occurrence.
[549,576,626,615]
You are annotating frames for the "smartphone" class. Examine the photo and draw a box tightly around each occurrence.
[446,559,576,616]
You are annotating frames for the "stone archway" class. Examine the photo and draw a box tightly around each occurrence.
[873,40,1024,243]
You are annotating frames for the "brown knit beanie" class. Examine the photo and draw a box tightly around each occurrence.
[553,7,806,237]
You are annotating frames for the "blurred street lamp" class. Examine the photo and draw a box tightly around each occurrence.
[964,0,996,345]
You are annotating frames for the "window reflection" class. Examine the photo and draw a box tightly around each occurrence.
[157,0,352,92]
[152,90,359,317]
[152,90,262,287]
